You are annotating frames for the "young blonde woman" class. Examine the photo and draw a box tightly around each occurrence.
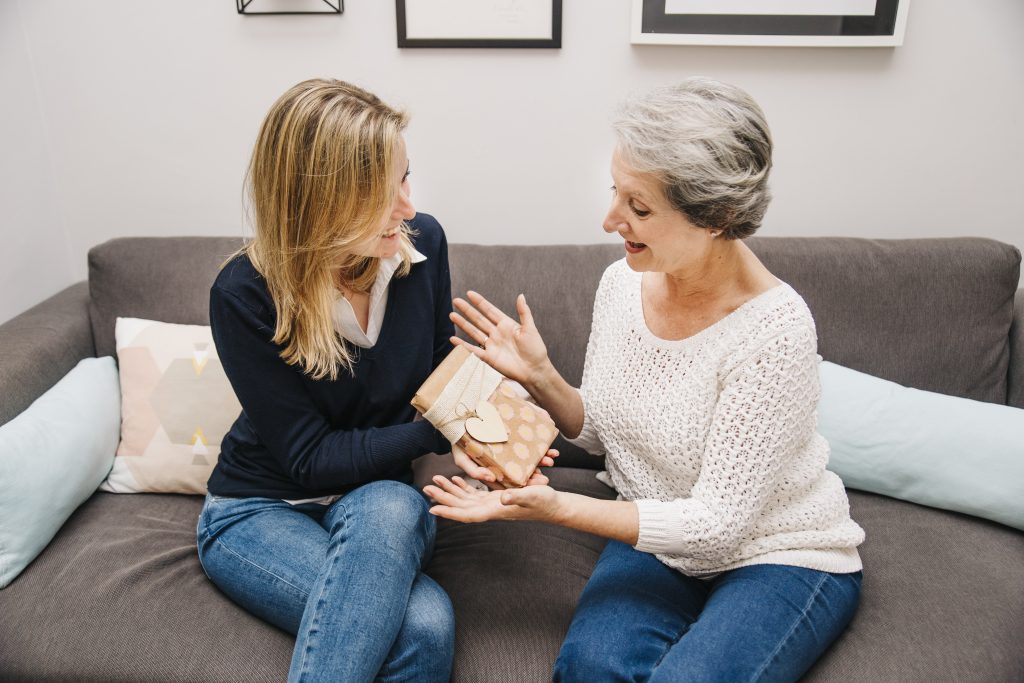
[195,79,522,683]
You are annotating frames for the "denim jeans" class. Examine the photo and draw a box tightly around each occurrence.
[554,541,862,683]
[196,480,454,683]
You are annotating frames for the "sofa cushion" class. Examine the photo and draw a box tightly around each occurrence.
[1,473,1021,682]
[819,361,1024,530]
[0,492,293,683]
[0,356,120,587]
[89,237,244,358]
[88,235,1019,404]
[747,237,1020,405]
[806,491,1024,682]
[102,318,240,495]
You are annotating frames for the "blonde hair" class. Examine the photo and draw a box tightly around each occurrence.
[242,78,416,380]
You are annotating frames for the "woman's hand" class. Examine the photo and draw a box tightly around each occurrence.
[424,475,561,523]
[450,292,551,389]
[451,443,559,490]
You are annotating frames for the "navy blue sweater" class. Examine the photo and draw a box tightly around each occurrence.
[207,213,454,499]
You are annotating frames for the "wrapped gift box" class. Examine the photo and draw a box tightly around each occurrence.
[412,345,556,487]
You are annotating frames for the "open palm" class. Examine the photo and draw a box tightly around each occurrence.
[450,291,550,387]
[424,475,558,524]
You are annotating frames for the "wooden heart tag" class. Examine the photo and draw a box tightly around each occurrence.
[464,400,509,443]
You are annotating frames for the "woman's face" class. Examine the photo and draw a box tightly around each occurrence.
[603,147,715,277]
[350,137,416,260]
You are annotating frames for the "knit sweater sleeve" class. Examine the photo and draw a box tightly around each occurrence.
[633,324,821,561]
[210,285,444,490]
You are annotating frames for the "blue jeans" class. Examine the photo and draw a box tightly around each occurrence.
[196,480,454,683]
[554,541,862,683]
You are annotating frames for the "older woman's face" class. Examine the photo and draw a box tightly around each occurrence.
[603,148,713,276]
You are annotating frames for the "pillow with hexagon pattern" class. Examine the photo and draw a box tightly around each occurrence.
[101,318,240,495]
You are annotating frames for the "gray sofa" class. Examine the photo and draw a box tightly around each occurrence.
[1,234,1023,682]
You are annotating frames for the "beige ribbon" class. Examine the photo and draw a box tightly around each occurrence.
[424,352,503,443]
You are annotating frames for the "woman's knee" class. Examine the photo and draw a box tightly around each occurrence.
[553,637,624,683]
[335,480,434,547]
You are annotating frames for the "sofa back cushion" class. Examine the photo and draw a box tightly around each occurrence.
[89,237,245,359]
[88,233,1020,404]
[1010,289,1024,409]
[447,237,1020,406]
[747,237,1019,405]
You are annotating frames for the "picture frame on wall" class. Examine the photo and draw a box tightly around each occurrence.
[397,0,562,48]
[236,0,342,14]
[632,0,910,47]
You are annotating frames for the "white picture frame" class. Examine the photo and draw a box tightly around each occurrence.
[397,0,562,48]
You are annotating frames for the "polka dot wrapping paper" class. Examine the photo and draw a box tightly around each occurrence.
[412,346,556,487]
[458,379,556,487]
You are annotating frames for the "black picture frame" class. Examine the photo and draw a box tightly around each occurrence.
[237,0,342,16]
[632,0,909,47]
[397,0,561,49]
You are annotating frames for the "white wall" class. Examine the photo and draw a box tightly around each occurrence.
[0,1,76,322]
[3,0,1023,322]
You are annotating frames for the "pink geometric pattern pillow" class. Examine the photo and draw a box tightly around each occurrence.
[101,318,240,495]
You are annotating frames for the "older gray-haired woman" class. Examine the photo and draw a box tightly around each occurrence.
[425,78,865,682]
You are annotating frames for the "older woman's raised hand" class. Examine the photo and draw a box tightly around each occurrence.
[450,291,551,388]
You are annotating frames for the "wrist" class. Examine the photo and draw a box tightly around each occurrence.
[548,490,573,525]
[427,423,451,454]
[524,359,558,396]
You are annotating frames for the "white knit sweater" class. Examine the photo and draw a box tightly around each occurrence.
[568,260,864,577]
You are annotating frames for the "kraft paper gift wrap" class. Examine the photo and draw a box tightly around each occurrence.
[412,345,556,487]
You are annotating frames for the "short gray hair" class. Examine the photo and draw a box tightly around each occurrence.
[613,77,773,240]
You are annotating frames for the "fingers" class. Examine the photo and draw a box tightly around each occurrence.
[452,446,497,484]
[481,477,508,491]
[450,475,478,493]
[428,476,467,498]
[427,503,489,524]
[526,471,550,487]
[466,291,512,327]
[449,311,489,346]
[453,297,497,336]
[423,483,464,508]
[500,488,533,507]
[516,293,536,329]
[425,475,484,504]
[537,448,559,468]
[427,505,472,522]
[450,336,485,357]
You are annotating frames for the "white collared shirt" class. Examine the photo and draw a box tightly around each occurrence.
[332,247,428,348]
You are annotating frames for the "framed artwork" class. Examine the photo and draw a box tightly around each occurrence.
[397,0,562,48]
[632,0,910,47]
[237,0,342,14]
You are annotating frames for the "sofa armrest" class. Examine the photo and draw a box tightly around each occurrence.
[0,282,95,426]
[1010,288,1024,409]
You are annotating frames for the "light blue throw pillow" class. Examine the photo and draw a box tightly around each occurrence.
[818,361,1024,531]
[0,356,120,587]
